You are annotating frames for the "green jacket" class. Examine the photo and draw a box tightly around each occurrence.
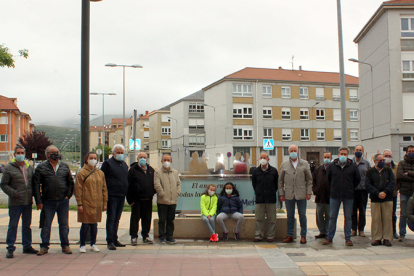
[200,194,218,217]
[407,194,414,223]
[0,159,33,206]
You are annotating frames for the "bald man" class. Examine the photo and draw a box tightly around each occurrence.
[278,144,312,244]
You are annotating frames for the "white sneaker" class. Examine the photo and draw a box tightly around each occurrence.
[79,246,86,253]
[90,244,100,252]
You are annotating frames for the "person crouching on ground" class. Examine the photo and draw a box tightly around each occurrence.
[75,151,108,253]
[216,182,244,241]
[200,184,218,242]
[365,153,395,247]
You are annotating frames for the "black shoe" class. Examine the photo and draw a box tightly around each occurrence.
[315,233,327,239]
[23,247,39,254]
[233,229,241,241]
[166,238,177,244]
[114,241,126,247]
[223,232,228,241]
[107,243,117,250]
[6,250,13,258]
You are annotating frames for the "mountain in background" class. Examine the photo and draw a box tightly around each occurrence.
[36,125,80,149]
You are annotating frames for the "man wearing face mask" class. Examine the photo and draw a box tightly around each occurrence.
[383,149,399,239]
[312,152,332,239]
[278,144,313,244]
[396,145,414,242]
[252,152,279,243]
[365,153,395,246]
[1,146,38,258]
[127,152,156,246]
[33,145,74,255]
[324,148,360,246]
[100,144,129,250]
[154,154,181,244]
[351,145,371,238]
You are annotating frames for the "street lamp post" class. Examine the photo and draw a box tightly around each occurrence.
[336,0,348,148]
[105,63,143,149]
[348,58,374,139]
[91,92,116,162]
[81,0,103,164]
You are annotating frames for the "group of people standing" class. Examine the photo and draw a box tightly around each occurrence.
[3,142,414,259]
[0,144,181,258]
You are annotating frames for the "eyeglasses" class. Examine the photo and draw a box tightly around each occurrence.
[377,159,385,162]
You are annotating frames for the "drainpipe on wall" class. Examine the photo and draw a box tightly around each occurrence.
[255,79,259,166]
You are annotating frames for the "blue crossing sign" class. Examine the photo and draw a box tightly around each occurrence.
[263,139,274,150]
[129,139,141,150]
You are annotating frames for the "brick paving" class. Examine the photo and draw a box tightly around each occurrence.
[1,208,414,275]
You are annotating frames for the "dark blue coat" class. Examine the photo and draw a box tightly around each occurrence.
[217,194,243,214]
[101,157,128,197]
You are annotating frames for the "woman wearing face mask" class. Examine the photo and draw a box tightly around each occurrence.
[75,152,108,253]
[216,182,244,241]
[200,184,218,242]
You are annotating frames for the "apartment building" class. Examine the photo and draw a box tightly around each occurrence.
[202,67,360,170]
[0,95,34,165]
[354,0,414,161]
[135,111,150,153]
[169,91,205,172]
[148,108,171,169]
[89,125,111,151]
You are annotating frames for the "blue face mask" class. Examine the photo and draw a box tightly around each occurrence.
[290,152,297,159]
[115,154,124,161]
[138,158,146,166]
[408,153,414,159]
[323,159,331,165]
[377,162,385,169]
[339,156,347,163]
[354,151,363,158]
[15,154,25,162]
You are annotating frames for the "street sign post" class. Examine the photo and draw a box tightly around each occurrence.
[263,139,274,150]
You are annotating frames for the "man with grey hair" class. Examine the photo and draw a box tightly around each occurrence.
[279,144,312,244]
[1,146,38,258]
[383,149,399,239]
[154,154,181,244]
[101,144,129,250]
[252,151,278,242]
[33,145,74,255]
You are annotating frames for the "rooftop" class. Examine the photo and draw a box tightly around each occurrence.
[203,67,359,91]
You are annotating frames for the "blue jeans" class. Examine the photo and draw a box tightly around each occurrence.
[327,198,353,240]
[106,196,125,244]
[399,193,411,236]
[40,199,69,249]
[285,198,307,237]
[202,215,216,235]
[6,205,33,252]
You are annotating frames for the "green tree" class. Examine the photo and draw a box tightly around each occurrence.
[0,44,29,68]
[93,145,112,161]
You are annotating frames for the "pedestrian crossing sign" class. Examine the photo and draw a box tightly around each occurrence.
[263,139,274,150]
[129,139,141,150]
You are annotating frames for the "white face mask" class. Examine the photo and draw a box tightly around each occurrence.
[260,159,268,166]
[208,190,215,196]
[384,158,392,164]
[88,159,97,167]
[163,161,171,168]
[225,189,233,195]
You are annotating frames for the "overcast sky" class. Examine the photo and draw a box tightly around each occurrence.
[1,0,384,126]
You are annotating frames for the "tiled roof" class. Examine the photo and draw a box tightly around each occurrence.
[111,118,133,125]
[0,95,19,111]
[89,125,111,131]
[224,67,358,84]
[203,67,358,91]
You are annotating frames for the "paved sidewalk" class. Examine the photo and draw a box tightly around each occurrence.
[1,209,414,275]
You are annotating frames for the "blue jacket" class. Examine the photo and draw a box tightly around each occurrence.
[217,194,243,214]
[101,157,128,197]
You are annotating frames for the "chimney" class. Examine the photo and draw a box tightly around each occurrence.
[278,66,282,69]
[145,110,149,115]
[299,65,302,70]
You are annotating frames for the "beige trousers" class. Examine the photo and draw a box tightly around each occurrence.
[371,201,393,241]
[255,203,277,239]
